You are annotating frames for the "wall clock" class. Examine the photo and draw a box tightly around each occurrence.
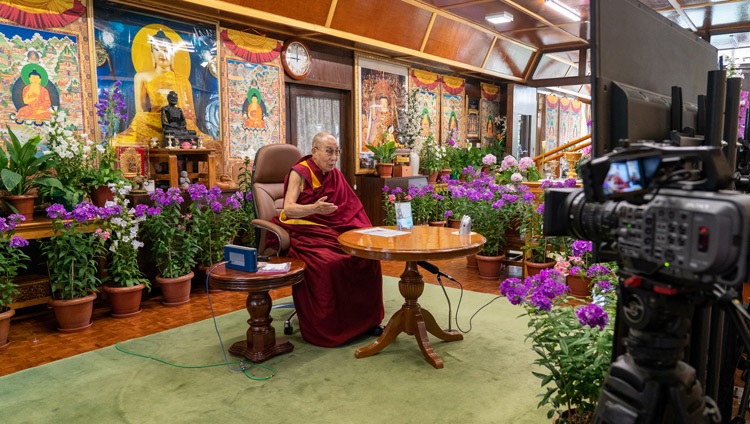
[281,39,312,80]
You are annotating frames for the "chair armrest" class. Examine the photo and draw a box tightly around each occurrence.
[251,218,291,253]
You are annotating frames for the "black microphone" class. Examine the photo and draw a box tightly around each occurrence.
[417,261,456,281]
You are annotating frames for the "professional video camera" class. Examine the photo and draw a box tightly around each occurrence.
[545,142,750,423]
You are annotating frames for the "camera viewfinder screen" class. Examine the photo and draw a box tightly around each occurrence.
[603,159,643,195]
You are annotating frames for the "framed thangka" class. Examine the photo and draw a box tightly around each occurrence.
[93,1,219,147]
[0,23,84,138]
[440,76,466,147]
[356,54,408,174]
[467,98,480,139]
[225,59,283,159]
[480,82,501,146]
[409,69,439,142]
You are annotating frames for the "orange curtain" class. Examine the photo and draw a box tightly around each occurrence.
[0,0,85,29]
[220,29,282,64]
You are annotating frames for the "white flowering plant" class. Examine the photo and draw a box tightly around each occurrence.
[40,107,97,205]
[100,182,150,289]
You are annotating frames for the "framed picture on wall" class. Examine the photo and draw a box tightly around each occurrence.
[93,1,219,147]
[355,54,408,174]
[467,98,480,139]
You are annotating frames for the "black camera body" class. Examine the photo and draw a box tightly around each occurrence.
[545,143,750,287]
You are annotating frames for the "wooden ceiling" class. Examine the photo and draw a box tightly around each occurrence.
[147,0,750,90]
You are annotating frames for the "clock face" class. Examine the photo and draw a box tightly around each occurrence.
[283,41,311,79]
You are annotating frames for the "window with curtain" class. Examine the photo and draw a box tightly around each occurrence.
[295,96,341,169]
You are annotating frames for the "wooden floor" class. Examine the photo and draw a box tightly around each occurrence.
[0,257,502,376]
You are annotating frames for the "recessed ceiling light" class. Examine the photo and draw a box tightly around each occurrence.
[545,0,581,22]
[485,12,514,24]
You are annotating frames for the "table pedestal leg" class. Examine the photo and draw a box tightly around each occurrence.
[229,290,294,363]
[355,261,462,368]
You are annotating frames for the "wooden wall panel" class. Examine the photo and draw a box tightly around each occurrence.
[331,0,432,51]
[424,16,492,68]
[223,0,331,25]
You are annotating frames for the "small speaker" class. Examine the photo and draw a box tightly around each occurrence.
[224,245,258,272]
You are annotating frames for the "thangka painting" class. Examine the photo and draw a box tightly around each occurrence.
[356,54,408,174]
[544,94,560,153]
[225,58,283,159]
[739,90,748,141]
[409,69,439,142]
[0,23,84,140]
[467,98,479,139]
[480,82,500,146]
[93,1,219,147]
[440,76,465,147]
[558,97,582,145]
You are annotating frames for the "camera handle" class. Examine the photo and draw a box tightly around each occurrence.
[592,278,722,423]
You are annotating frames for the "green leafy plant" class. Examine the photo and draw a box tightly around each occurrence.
[366,140,397,164]
[501,266,618,423]
[234,157,256,247]
[42,202,115,300]
[0,127,61,196]
[0,214,29,308]
[100,182,150,289]
[187,184,244,267]
[400,88,422,154]
[140,187,200,278]
[419,133,443,174]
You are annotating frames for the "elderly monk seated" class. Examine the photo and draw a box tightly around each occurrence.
[273,132,384,347]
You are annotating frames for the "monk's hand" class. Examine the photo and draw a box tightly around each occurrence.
[314,196,338,215]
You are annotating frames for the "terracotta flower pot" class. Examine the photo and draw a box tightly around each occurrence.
[102,284,145,318]
[466,254,478,269]
[3,194,37,221]
[475,254,505,280]
[49,293,97,333]
[0,307,15,352]
[428,220,446,227]
[448,218,462,229]
[566,274,592,298]
[524,259,555,277]
[156,271,194,307]
[376,163,393,178]
[90,185,115,207]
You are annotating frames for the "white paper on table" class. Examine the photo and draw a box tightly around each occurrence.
[354,227,410,237]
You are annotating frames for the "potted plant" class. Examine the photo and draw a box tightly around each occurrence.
[0,127,62,220]
[140,187,200,306]
[0,214,29,350]
[89,80,128,206]
[42,201,115,332]
[233,157,256,247]
[39,108,95,208]
[419,133,443,183]
[366,140,397,178]
[100,182,151,317]
[500,266,618,423]
[552,239,594,298]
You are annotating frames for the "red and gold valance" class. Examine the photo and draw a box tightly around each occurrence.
[481,82,500,101]
[410,69,440,90]
[220,29,281,64]
[0,0,85,29]
[441,75,465,95]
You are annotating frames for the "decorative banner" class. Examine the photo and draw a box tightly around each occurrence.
[0,0,85,29]
[558,97,582,145]
[410,68,440,91]
[481,82,500,101]
[441,75,465,96]
[220,29,281,64]
[739,90,748,140]
[544,94,559,152]
[225,58,283,159]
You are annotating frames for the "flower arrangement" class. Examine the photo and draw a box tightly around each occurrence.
[400,88,423,155]
[419,133,443,175]
[89,81,127,189]
[42,202,115,300]
[41,107,97,205]
[500,267,617,422]
[553,239,593,278]
[100,182,150,289]
[140,187,200,278]
[0,214,29,308]
[187,184,244,267]
[496,154,542,185]
[381,185,412,226]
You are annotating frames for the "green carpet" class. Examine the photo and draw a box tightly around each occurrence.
[1,277,549,424]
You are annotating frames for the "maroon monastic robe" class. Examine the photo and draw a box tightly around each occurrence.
[273,155,384,347]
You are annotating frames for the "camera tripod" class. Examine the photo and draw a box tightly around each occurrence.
[592,275,729,423]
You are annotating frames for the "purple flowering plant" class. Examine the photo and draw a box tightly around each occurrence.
[42,201,117,300]
[500,266,617,422]
[100,181,150,289]
[88,80,127,188]
[234,156,257,247]
[140,187,200,278]
[188,184,245,266]
[381,185,412,226]
[0,214,29,307]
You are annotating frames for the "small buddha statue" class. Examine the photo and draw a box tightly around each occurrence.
[179,170,190,189]
[161,90,198,147]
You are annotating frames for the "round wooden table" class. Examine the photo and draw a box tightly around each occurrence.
[338,226,485,368]
[209,257,305,363]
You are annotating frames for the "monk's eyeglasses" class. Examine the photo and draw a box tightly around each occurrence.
[318,147,341,157]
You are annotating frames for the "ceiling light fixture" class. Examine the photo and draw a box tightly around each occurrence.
[485,12,514,24]
[545,0,581,22]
